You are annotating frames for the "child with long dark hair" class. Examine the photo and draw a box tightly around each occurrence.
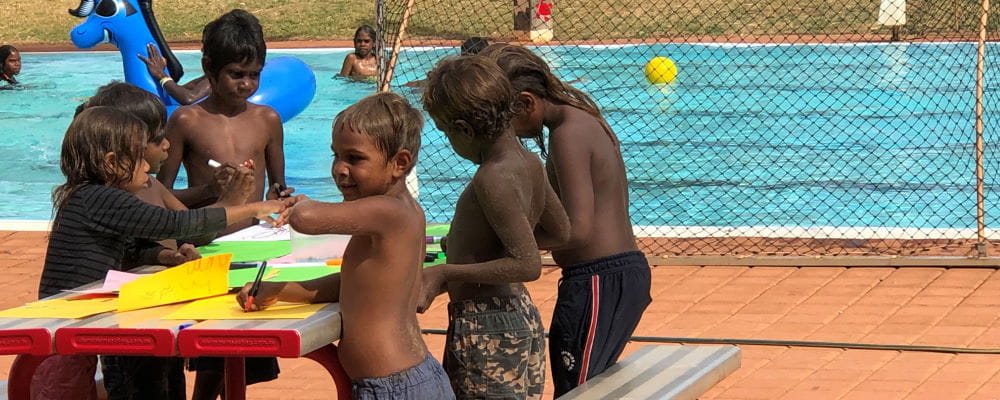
[33,107,284,400]
[481,44,652,396]
[338,25,378,79]
[0,45,21,86]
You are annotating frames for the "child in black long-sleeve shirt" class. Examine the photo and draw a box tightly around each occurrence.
[32,107,284,400]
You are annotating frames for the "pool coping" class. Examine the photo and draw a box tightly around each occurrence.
[0,221,51,231]
[3,219,1000,240]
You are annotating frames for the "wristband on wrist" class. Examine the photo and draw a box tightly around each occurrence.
[159,76,174,86]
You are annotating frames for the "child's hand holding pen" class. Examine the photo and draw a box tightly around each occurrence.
[236,279,283,312]
[209,159,256,204]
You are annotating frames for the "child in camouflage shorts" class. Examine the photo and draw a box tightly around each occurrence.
[417,55,571,399]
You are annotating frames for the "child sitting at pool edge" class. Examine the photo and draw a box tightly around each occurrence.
[34,107,283,400]
[237,92,454,399]
[418,55,570,399]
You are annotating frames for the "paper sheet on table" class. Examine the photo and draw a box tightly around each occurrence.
[64,270,141,295]
[162,294,327,320]
[118,254,232,312]
[198,241,291,262]
[426,224,449,236]
[0,296,118,319]
[228,264,338,288]
[214,224,291,242]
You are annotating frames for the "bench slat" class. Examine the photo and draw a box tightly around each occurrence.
[559,345,741,400]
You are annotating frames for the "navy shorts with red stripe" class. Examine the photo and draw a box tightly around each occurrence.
[549,250,652,397]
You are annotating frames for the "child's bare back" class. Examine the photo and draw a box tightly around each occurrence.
[546,106,637,266]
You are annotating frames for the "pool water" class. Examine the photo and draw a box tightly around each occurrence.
[2,43,998,229]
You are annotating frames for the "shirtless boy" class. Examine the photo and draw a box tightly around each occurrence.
[419,56,569,399]
[238,92,453,399]
[154,10,288,397]
[157,9,291,212]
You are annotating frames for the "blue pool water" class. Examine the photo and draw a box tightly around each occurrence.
[2,43,999,229]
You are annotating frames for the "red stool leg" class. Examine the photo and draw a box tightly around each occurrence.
[8,354,50,400]
[303,344,351,399]
[224,357,247,400]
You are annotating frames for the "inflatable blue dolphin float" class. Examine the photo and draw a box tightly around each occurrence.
[68,0,316,122]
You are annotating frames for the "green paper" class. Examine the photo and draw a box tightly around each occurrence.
[227,259,447,288]
[423,257,446,268]
[229,264,337,288]
[212,224,448,286]
[199,241,291,262]
[426,224,450,236]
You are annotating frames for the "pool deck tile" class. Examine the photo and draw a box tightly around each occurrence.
[0,230,998,399]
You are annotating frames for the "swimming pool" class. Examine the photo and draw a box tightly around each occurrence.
[2,43,999,231]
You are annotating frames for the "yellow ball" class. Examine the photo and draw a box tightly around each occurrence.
[644,57,677,84]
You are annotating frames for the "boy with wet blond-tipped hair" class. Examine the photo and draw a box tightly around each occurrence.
[238,92,454,400]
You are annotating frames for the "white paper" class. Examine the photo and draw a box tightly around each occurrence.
[213,223,291,242]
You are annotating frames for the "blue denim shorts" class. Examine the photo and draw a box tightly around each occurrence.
[352,354,455,400]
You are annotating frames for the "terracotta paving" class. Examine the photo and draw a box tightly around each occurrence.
[1,230,999,399]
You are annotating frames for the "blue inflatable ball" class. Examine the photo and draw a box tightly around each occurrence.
[249,57,317,122]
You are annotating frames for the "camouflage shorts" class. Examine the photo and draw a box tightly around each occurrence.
[444,290,546,399]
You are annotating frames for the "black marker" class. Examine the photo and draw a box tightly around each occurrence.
[273,183,289,199]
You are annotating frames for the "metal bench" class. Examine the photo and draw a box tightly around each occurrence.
[559,345,740,400]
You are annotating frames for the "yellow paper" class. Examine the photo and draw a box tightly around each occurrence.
[0,297,119,319]
[118,254,233,312]
[162,294,327,320]
[116,303,188,328]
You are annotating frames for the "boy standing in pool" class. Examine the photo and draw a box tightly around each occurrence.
[154,9,287,399]
[419,56,570,399]
[0,45,21,86]
[157,9,292,213]
[338,25,378,79]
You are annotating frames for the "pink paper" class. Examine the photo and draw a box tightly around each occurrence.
[65,270,142,294]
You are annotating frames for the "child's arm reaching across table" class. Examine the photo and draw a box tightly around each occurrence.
[237,192,415,311]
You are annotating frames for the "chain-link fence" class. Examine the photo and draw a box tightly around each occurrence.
[375,0,1000,260]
